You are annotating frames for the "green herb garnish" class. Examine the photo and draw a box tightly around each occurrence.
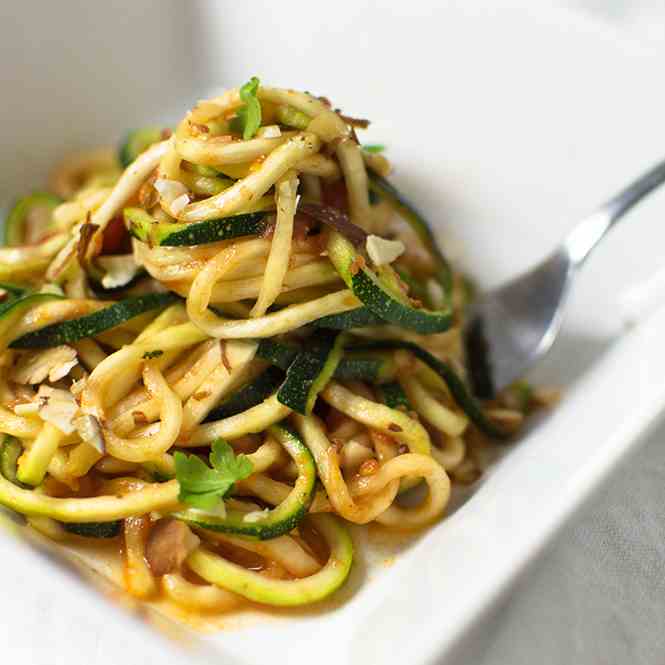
[174,439,253,510]
[232,76,262,140]
[362,144,386,154]
[142,350,164,359]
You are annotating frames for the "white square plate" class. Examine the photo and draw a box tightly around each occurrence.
[3,2,665,664]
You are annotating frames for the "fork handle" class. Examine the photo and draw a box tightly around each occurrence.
[564,157,665,266]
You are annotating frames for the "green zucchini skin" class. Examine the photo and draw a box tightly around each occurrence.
[351,340,510,440]
[0,292,63,318]
[257,338,393,384]
[118,127,164,168]
[327,232,452,334]
[125,207,269,247]
[256,338,299,370]
[277,332,344,415]
[0,292,64,349]
[3,192,62,247]
[0,436,28,488]
[187,513,353,607]
[62,521,122,538]
[367,172,453,295]
[334,352,396,383]
[174,425,316,540]
[0,282,30,298]
[10,292,179,349]
[0,292,58,322]
[204,365,285,422]
[313,306,384,330]
[377,381,411,410]
[352,268,451,334]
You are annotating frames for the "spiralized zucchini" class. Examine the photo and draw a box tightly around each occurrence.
[0,79,536,618]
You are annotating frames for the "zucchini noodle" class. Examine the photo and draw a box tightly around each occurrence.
[91,139,172,237]
[321,381,431,456]
[201,529,321,577]
[124,515,158,598]
[162,573,240,612]
[109,339,220,434]
[0,79,540,617]
[174,133,320,222]
[103,363,182,462]
[295,414,398,524]
[251,171,298,317]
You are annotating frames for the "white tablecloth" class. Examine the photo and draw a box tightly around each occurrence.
[450,424,665,664]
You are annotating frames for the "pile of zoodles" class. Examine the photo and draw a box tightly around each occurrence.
[0,78,547,612]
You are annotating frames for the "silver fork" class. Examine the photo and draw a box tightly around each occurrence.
[464,157,665,398]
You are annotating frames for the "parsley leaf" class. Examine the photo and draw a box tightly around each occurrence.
[232,76,262,140]
[174,439,253,510]
[142,350,163,359]
[362,144,386,154]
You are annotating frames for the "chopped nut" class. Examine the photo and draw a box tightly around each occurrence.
[145,519,200,576]
[11,345,78,385]
[36,385,78,434]
[73,414,105,454]
[153,178,189,216]
[98,254,139,289]
[170,193,190,216]
[366,235,405,266]
[192,390,211,401]
[256,125,282,139]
